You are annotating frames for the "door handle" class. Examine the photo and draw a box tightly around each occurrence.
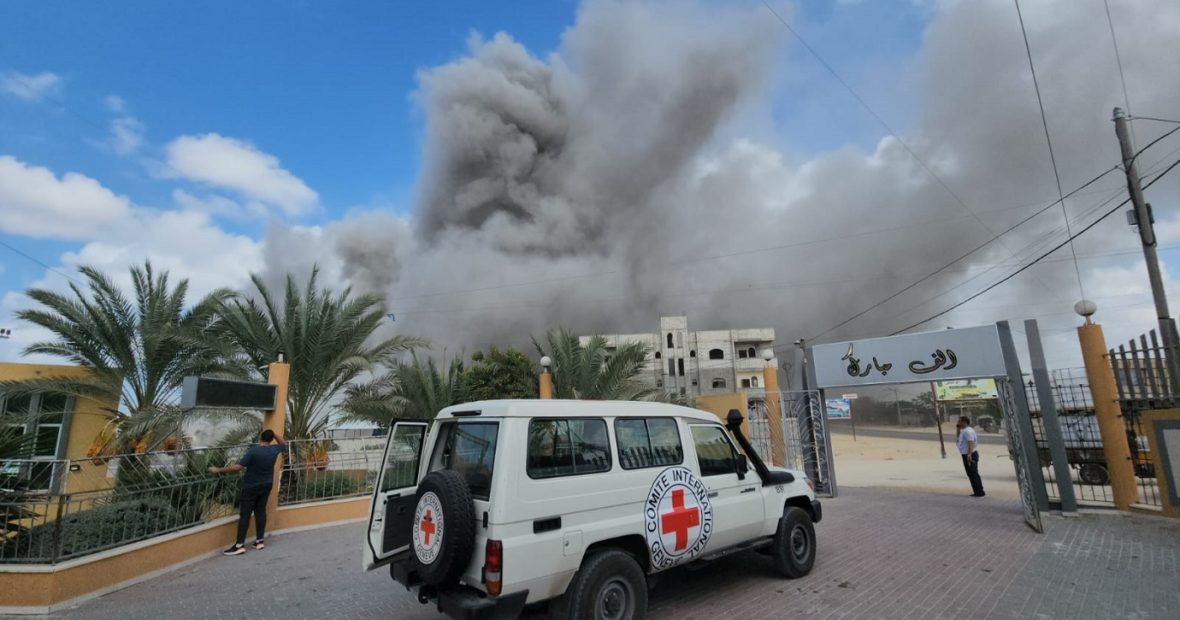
[740,487,757,494]
[708,491,719,498]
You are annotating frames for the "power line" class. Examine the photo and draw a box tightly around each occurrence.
[889,154,1180,334]
[1103,0,1136,146]
[0,238,81,285]
[758,0,1060,300]
[1132,116,1180,125]
[805,164,1120,342]
[805,127,1180,344]
[1014,0,1086,302]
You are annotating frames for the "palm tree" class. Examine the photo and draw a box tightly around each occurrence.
[215,268,424,439]
[533,328,662,401]
[338,353,468,426]
[3,262,241,453]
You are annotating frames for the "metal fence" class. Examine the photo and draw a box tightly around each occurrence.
[1022,378,1118,506]
[1110,327,1174,507]
[746,389,834,495]
[278,435,387,506]
[1,433,387,564]
[1,445,247,564]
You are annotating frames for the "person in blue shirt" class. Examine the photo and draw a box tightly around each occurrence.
[209,429,287,555]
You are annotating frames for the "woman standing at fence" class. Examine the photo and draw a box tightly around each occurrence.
[208,429,287,555]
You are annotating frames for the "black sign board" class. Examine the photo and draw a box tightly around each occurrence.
[180,376,277,411]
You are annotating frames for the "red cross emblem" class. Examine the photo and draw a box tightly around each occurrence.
[660,488,701,551]
[419,510,437,546]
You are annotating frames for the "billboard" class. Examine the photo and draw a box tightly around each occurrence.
[934,378,998,401]
[826,398,852,419]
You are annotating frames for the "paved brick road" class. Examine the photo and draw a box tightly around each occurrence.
[51,488,1180,620]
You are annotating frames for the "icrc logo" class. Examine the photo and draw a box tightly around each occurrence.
[413,492,444,565]
[644,466,713,570]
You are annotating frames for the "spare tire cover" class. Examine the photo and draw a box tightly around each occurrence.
[412,469,476,586]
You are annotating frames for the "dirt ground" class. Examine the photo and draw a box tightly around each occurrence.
[829,425,1021,498]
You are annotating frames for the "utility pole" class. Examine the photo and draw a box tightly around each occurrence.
[1114,108,1176,351]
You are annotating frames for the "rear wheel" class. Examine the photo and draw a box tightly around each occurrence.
[551,550,647,620]
[772,506,816,578]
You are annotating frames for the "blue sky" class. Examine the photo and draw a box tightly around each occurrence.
[0,1,933,290]
[5,0,1175,370]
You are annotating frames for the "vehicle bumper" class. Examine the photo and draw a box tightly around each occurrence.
[438,587,529,620]
[811,499,823,523]
[391,559,529,620]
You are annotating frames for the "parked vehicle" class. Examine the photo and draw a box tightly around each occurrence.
[362,400,821,620]
[1035,416,1153,485]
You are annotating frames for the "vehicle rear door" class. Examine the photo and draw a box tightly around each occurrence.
[364,421,427,571]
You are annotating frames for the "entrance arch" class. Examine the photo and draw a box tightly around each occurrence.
[805,322,1046,532]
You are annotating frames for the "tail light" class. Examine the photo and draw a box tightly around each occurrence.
[483,539,503,596]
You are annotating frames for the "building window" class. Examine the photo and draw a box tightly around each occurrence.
[747,347,756,359]
[677,359,685,376]
[656,380,663,388]
[709,349,724,360]
[689,350,696,358]
[654,352,661,359]
[677,333,683,347]
[741,378,751,388]
[751,376,759,388]
[691,379,698,386]
[738,349,747,359]
[667,333,674,348]
[712,378,726,389]
[669,359,676,376]
[1,392,69,491]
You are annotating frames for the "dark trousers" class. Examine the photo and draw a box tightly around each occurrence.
[962,452,985,496]
[236,484,272,545]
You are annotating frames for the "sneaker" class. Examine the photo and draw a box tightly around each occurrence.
[253,539,265,550]
[223,544,246,556]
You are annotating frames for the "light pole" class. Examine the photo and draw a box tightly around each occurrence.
[0,328,11,339]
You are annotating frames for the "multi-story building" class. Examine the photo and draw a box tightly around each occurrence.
[581,315,776,398]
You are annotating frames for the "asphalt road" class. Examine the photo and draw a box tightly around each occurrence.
[828,425,1007,446]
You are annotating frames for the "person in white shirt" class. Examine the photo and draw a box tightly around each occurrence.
[956,416,985,497]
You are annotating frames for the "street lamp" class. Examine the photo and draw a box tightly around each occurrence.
[0,328,11,339]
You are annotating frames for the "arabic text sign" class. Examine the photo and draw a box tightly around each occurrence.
[826,398,851,419]
[935,379,998,401]
[812,325,1006,388]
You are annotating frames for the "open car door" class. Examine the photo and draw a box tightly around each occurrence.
[364,421,427,571]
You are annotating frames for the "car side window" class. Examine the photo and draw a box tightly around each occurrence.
[527,418,612,479]
[691,425,740,477]
[615,418,683,469]
[429,421,499,500]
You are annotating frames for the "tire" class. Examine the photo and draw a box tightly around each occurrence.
[412,470,475,586]
[772,506,816,578]
[1078,463,1110,486]
[551,550,647,620]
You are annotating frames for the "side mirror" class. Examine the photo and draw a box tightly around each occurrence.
[737,454,749,479]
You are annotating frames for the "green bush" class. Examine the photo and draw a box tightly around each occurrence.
[285,471,365,503]
[1,497,184,561]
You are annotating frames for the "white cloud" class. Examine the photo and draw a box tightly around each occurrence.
[164,133,317,216]
[104,95,125,113]
[172,189,268,220]
[0,156,133,239]
[0,71,61,101]
[110,116,146,155]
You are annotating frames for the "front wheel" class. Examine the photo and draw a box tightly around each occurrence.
[772,506,816,578]
[550,550,647,620]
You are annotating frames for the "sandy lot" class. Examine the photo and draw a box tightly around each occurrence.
[829,426,1021,498]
